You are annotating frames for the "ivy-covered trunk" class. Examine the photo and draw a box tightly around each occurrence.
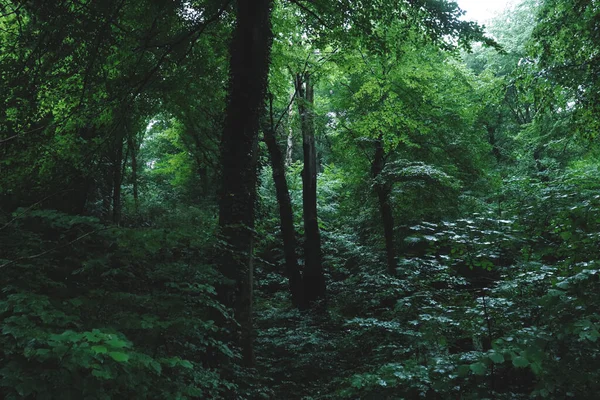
[372,135,397,275]
[217,0,273,367]
[264,95,304,309]
[296,73,326,305]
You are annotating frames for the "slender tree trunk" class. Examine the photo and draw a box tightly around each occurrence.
[102,173,112,221]
[371,136,397,275]
[218,0,273,367]
[264,94,304,308]
[112,138,124,225]
[285,91,295,167]
[296,73,325,305]
[127,135,139,212]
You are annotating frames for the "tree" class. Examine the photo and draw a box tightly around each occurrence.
[263,93,305,308]
[327,23,489,274]
[530,0,600,138]
[217,0,274,367]
[296,72,326,304]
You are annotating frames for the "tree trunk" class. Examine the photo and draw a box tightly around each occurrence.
[127,135,139,213]
[217,0,273,367]
[296,73,325,305]
[486,123,502,163]
[112,138,124,225]
[371,135,397,275]
[102,183,112,220]
[285,91,295,167]
[264,94,304,309]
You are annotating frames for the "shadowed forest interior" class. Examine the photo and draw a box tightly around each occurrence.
[1,0,600,398]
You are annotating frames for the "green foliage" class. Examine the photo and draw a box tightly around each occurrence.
[3,0,600,398]
[530,0,600,138]
[256,160,600,398]
[0,209,232,399]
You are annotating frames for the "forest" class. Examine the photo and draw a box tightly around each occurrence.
[1,0,599,398]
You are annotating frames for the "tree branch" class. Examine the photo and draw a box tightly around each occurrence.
[0,227,110,269]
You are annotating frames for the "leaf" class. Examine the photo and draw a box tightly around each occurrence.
[351,375,363,389]
[91,345,108,354]
[489,352,505,364]
[556,281,570,290]
[84,331,103,343]
[69,298,83,307]
[512,356,529,368]
[150,361,162,375]
[92,368,112,380]
[106,337,128,349]
[35,349,51,357]
[457,365,471,377]
[470,362,487,375]
[559,231,572,240]
[108,351,129,362]
[530,361,543,375]
[179,360,193,369]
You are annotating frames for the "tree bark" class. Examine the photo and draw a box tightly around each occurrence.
[217,0,273,367]
[485,123,502,163]
[285,91,295,167]
[296,73,325,305]
[371,135,397,275]
[112,137,124,225]
[127,135,139,213]
[264,94,304,309]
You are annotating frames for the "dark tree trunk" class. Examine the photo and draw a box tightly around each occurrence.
[218,0,273,367]
[533,146,548,180]
[102,190,112,220]
[371,135,397,275]
[296,73,325,305]
[57,174,90,215]
[486,124,502,162]
[264,94,304,309]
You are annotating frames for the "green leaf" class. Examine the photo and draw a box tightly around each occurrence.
[470,362,487,375]
[489,352,505,364]
[512,356,529,368]
[179,360,193,369]
[69,298,83,307]
[457,365,471,377]
[91,345,108,354]
[351,375,363,389]
[556,280,570,290]
[92,368,113,380]
[35,349,51,357]
[108,351,129,362]
[106,337,128,349]
[84,330,103,343]
[559,231,572,240]
[150,361,162,375]
[530,361,543,375]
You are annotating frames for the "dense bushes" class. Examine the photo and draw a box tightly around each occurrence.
[253,166,600,399]
[0,208,233,399]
